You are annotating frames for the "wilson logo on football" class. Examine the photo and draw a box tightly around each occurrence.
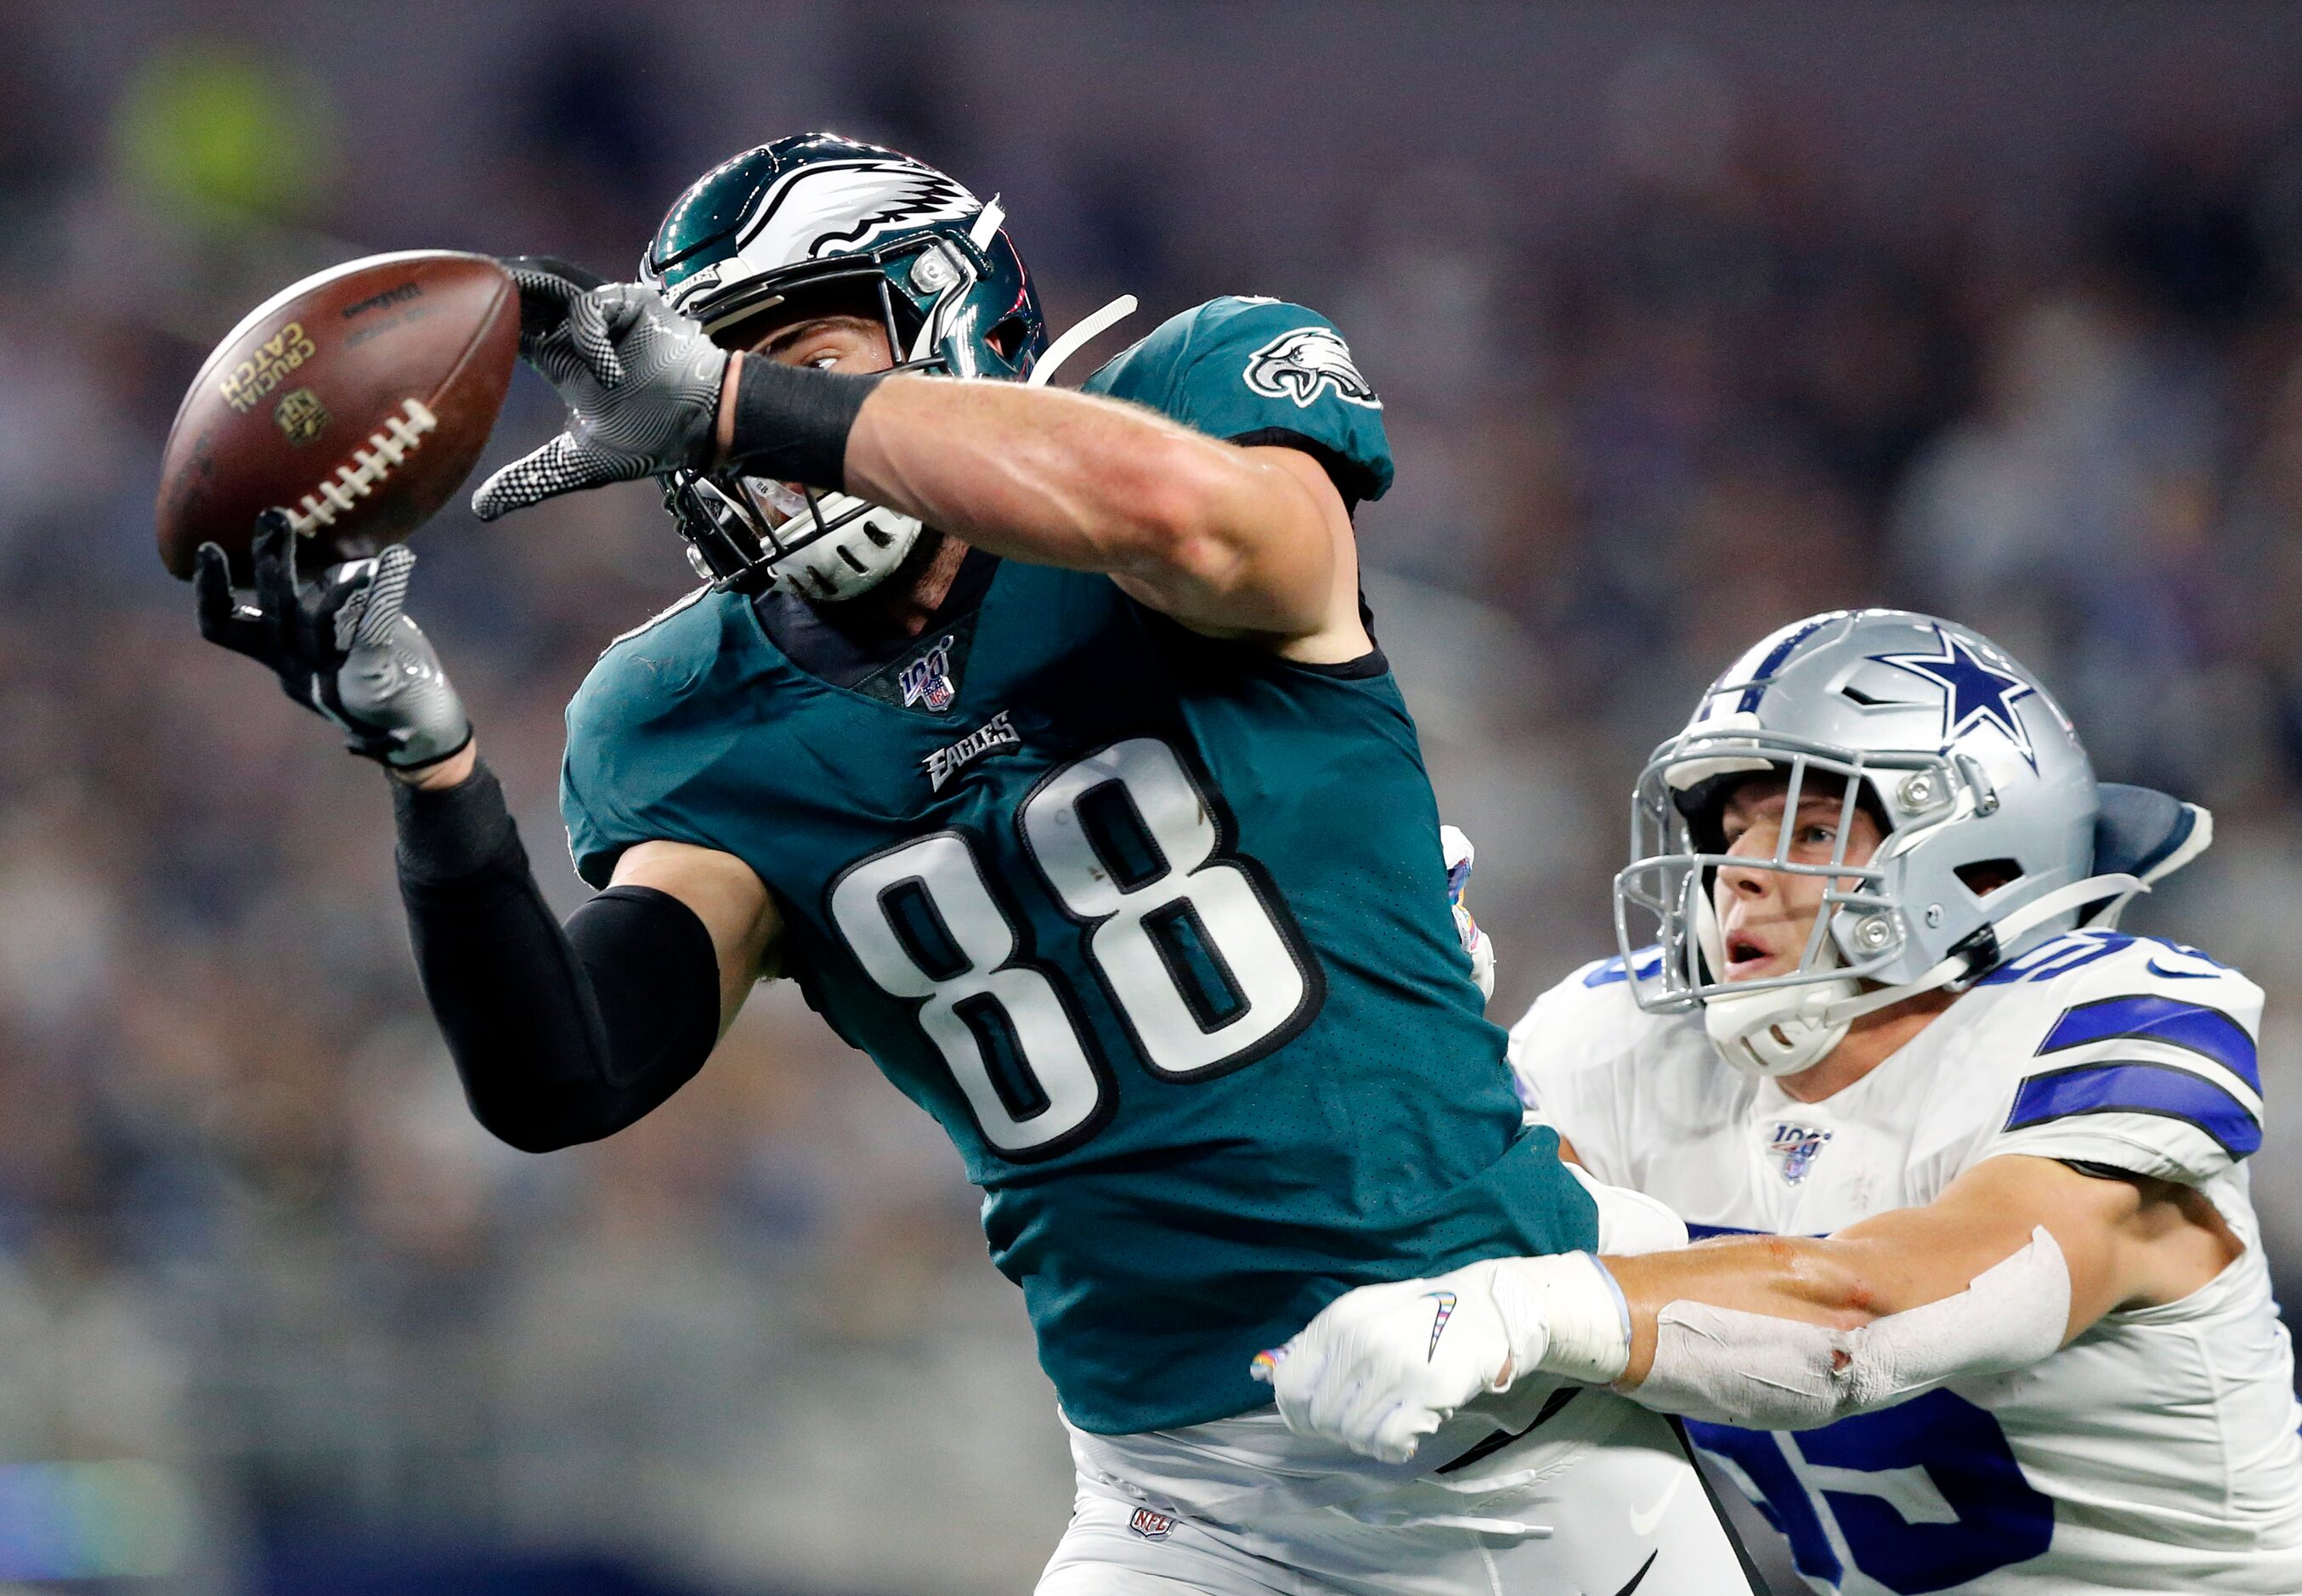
[282,399,438,537]
[218,320,316,413]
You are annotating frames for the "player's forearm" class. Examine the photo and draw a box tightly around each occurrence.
[393,739,478,791]
[393,761,721,1152]
[1606,1237,1881,1385]
[1609,1228,2074,1431]
[843,374,1332,632]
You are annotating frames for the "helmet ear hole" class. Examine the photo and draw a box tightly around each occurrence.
[1956,858,2021,897]
[987,314,1027,362]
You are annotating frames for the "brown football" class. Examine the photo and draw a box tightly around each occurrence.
[156,250,518,580]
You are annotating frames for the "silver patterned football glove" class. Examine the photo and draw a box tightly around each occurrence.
[472,265,730,521]
[195,512,472,770]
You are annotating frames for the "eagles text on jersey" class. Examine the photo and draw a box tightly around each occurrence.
[561,295,1589,1435]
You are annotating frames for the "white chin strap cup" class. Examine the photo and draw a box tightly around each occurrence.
[1705,979,1858,1078]
[758,286,1137,603]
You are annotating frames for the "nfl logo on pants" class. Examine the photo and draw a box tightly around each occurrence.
[1128,1507,1175,1540]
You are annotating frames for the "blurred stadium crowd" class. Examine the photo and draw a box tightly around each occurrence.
[6,3,2302,1591]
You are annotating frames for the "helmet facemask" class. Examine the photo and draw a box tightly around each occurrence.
[644,134,1139,603]
[1615,729,1982,1077]
[1611,611,2158,1079]
[659,218,1028,601]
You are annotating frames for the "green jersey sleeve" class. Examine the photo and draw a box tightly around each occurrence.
[1081,297,1394,504]
[560,587,733,890]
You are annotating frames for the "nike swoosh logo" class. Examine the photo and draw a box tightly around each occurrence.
[1611,1549,1660,1596]
[1434,1387,1579,1474]
[1424,1290,1457,1361]
[1627,1470,1686,1538]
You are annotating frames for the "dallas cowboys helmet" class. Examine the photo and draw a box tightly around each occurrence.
[644,133,1049,601]
[1615,608,2210,1077]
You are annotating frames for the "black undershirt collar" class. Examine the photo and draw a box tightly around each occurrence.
[750,541,1002,690]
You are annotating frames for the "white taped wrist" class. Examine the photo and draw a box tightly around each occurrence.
[1490,1253,1632,1384]
[1628,1226,2072,1431]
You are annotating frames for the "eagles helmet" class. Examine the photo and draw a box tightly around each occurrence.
[1615,609,2213,1077]
[643,133,1049,601]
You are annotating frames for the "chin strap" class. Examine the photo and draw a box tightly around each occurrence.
[1816,871,2147,1031]
[1028,294,1139,388]
[1707,871,2148,1076]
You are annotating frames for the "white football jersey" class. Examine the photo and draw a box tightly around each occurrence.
[1511,929,2302,1594]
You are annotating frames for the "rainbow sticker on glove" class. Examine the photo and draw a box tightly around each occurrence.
[1425,1289,1458,1360]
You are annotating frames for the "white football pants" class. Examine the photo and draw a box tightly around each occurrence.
[1039,1384,1758,1595]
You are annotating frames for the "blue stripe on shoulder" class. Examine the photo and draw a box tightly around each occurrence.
[2038,995,2258,1090]
[1584,947,1663,988]
[1977,931,2130,985]
[2006,1061,2260,1157]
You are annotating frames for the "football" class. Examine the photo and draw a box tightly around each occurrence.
[156,250,519,580]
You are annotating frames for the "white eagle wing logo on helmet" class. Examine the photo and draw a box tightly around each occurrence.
[1243,326,1381,409]
[732,159,979,278]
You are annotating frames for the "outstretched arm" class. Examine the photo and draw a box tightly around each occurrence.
[1258,1152,2239,1461]
[1604,1153,2242,1385]
[393,764,780,1152]
[195,516,779,1154]
[468,269,1367,657]
[840,375,1360,648]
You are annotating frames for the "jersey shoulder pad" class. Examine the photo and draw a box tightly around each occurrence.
[1508,948,1665,1072]
[1081,296,1394,502]
[1508,948,1687,1180]
[1971,931,2265,1184]
[560,585,736,888]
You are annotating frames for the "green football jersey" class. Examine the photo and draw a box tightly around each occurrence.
[561,297,1597,1434]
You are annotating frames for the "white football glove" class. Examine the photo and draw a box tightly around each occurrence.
[1442,823,1495,1002]
[1251,1253,1630,1463]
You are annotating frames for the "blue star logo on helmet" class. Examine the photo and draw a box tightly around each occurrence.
[1869,625,2039,767]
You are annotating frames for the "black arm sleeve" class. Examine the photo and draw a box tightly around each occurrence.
[723,355,886,490]
[392,762,724,1152]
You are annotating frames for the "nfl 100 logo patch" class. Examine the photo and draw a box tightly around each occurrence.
[1767,1122,1833,1186]
[898,634,958,713]
[1128,1507,1175,1540]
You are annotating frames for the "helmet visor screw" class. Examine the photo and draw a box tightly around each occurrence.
[910,248,959,293]
[1898,772,1938,810]
[1855,914,1895,951]
[1925,903,1945,928]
